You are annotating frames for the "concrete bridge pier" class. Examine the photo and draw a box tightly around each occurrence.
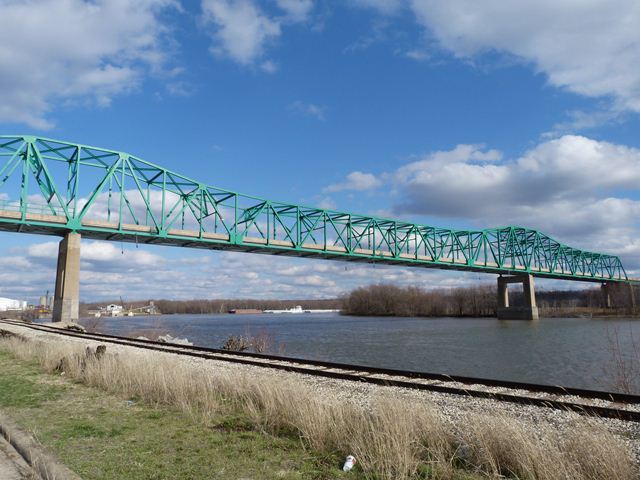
[497,274,539,320]
[52,232,81,323]
[601,283,612,309]
[602,282,638,310]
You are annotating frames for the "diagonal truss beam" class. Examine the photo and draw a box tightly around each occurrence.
[0,134,634,284]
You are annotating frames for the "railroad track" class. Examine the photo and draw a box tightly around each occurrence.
[2,318,640,422]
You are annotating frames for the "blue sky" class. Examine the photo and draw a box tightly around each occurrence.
[2,0,640,302]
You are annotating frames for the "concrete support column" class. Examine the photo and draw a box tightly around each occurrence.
[496,274,539,320]
[522,274,537,309]
[601,283,612,309]
[52,233,81,323]
[497,277,509,308]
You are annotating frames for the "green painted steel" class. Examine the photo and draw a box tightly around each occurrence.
[0,134,632,283]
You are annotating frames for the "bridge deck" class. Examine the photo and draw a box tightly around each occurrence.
[0,135,632,285]
[1,209,632,284]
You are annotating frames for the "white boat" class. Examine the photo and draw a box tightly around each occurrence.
[263,305,340,314]
[264,305,305,314]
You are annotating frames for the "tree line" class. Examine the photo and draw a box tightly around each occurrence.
[79,282,640,317]
[343,284,496,317]
[342,283,640,317]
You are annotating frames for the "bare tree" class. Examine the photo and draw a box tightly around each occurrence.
[603,326,640,394]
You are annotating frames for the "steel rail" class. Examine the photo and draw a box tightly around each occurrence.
[2,319,639,422]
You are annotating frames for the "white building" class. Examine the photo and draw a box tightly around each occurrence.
[0,297,28,311]
[94,304,125,317]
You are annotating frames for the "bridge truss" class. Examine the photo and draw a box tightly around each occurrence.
[0,135,630,283]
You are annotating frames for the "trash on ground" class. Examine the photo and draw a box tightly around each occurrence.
[342,455,356,472]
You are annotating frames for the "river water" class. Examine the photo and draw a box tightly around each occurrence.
[93,314,640,393]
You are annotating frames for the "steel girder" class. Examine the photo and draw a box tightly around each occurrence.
[0,135,631,283]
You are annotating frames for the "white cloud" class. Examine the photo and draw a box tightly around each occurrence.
[26,242,59,259]
[404,49,429,61]
[201,0,316,68]
[324,171,382,193]
[27,239,162,270]
[260,60,278,74]
[0,0,178,129]
[0,256,32,269]
[390,135,640,262]
[544,109,625,138]
[201,0,281,65]
[276,0,314,22]
[82,242,162,268]
[166,81,196,97]
[289,100,327,120]
[317,196,337,210]
[409,0,640,112]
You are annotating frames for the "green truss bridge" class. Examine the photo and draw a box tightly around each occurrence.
[0,135,635,322]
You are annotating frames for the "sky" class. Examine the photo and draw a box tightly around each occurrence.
[1,0,640,302]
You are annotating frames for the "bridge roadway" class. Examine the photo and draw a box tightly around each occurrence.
[0,209,629,283]
[0,134,637,322]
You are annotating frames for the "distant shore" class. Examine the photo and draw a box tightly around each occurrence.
[342,284,640,318]
[71,282,640,319]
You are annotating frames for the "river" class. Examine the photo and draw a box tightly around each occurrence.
[92,313,640,393]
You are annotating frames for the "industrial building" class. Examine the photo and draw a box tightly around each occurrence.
[0,297,27,311]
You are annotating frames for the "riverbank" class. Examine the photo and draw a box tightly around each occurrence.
[1,322,638,479]
[76,312,640,392]
[0,342,361,479]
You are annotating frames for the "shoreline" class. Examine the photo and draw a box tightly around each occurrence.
[25,314,640,395]
[0,321,638,479]
[69,310,640,320]
[3,322,639,452]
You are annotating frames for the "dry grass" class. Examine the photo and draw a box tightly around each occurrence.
[562,424,638,480]
[462,414,570,479]
[603,326,640,394]
[1,336,637,480]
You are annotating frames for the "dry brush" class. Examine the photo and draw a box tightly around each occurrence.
[0,336,637,480]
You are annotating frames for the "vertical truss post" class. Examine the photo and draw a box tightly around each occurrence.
[20,141,30,220]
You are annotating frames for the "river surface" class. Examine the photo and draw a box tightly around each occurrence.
[92,314,640,393]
